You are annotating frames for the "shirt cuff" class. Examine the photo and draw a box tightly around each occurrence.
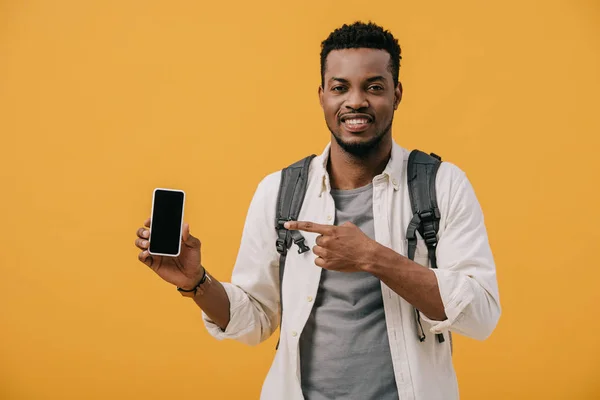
[201,282,256,340]
[419,269,475,334]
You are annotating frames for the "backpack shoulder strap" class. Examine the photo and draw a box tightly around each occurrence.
[274,154,316,349]
[406,149,446,344]
[275,154,316,255]
[406,150,442,265]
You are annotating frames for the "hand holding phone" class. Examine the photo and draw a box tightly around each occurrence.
[134,188,204,290]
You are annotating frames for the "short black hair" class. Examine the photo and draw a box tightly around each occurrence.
[320,21,402,88]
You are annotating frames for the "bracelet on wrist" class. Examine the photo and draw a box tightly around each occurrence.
[177,267,208,296]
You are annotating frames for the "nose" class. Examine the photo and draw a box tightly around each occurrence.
[344,88,369,110]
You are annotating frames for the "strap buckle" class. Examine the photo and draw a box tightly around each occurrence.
[276,218,290,229]
[418,207,440,223]
[275,238,287,254]
[293,237,310,253]
[419,208,440,248]
[422,229,437,247]
[275,219,290,255]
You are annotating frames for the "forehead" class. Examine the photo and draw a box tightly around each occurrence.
[324,48,392,80]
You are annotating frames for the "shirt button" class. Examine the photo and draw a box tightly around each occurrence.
[327,215,332,221]
[292,331,298,337]
[392,178,398,186]
[307,296,313,302]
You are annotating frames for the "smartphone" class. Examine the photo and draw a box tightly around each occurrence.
[148,188,186,257]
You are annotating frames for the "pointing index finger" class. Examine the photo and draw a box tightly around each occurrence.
[284,220,333,234]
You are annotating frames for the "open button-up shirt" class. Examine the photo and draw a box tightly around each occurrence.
[202,140,501,400]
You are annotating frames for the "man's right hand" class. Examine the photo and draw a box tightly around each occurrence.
[135,217,205,290]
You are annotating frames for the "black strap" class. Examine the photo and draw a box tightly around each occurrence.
[274,154,316,349]
[406,150,446,344]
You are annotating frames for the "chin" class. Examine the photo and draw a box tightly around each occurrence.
[332,132,385,158]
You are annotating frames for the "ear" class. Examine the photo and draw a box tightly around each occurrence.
[318,85,324,109]
[394,81,403,110]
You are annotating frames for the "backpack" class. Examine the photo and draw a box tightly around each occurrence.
[274,150,447,349]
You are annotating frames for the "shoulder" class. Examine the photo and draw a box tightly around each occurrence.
[253,170,282,204]
[255,153,322,197]
[402,148,473,218]
[399,146,468,197]
[435,159,483,222]
[437,159,468,195]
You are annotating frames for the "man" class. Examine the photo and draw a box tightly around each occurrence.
[134,21,500,400]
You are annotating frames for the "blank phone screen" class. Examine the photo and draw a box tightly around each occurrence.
[149,189,185,256]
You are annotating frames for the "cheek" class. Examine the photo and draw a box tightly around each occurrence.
[374,102,395,120]
[323,103,341,122]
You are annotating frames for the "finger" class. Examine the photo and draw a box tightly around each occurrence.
[135,238,149,250]
[284,221,333,234]
[314,256,326,268]
[144,217,151,228]
[312,245,326,258]
[315,234,325,246]
[137,227,149,239]
[138,250,154,267]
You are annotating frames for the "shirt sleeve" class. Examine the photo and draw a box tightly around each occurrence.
[419,170,501,341]
[202,172,282,346]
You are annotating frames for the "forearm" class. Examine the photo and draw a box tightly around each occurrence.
[192,268,231,331]
[200,273,279,346]
[364,243,446,321]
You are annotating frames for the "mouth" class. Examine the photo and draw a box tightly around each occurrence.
[340,113,374,133]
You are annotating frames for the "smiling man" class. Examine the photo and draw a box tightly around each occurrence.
[135,21,501,400]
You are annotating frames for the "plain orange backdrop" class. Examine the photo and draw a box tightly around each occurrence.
[1,1,599,399]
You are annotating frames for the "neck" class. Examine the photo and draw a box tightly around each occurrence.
[327,135,393,190]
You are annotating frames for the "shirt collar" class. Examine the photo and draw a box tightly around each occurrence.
[316,140,404,197]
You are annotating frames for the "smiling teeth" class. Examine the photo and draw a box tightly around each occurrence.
[346,118,369,125]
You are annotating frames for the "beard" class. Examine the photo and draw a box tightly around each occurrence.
[327,117,394,159]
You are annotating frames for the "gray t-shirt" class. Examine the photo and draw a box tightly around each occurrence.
[299,182,399,400]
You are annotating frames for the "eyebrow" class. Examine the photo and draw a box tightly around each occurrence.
[329,75,388,84]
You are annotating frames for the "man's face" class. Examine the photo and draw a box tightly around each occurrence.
[319,48,402,157]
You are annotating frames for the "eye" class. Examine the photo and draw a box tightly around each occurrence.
[369,85,384,91]
[331,86,347,92]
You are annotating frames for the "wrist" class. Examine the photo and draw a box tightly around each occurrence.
[362,241,384,273]
[364,242,404,275]
[177,267,211,298]
[179,266,207,291]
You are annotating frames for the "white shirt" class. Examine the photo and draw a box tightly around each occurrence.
[202,140,501,400]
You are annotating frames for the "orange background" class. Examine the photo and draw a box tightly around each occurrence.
[1,1,599,399]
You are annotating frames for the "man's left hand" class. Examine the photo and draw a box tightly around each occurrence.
[284,220,378,272]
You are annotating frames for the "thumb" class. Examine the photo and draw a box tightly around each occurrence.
[182,222,190,242]
[181,223,200,248]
